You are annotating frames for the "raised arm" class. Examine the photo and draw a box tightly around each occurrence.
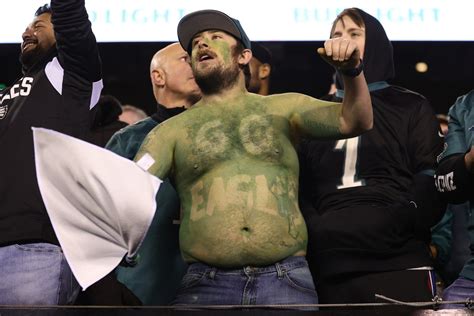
[318,38,372,136]
[51,0,101,82]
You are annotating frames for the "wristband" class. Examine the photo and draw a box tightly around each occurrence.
[339,59,364,78]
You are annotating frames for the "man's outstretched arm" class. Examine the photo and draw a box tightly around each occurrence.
[318,38,372,136]
[284,38,372,140]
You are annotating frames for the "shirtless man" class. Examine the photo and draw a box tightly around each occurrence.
[134,9,372,308]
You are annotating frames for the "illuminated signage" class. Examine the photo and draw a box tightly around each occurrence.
[1,0,471,43]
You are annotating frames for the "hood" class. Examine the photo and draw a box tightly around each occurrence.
[336,8,395,89]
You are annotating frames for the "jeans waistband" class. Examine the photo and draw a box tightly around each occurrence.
[187,256,308,275]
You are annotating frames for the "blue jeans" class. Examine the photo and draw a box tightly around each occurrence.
[442,277,474,309]
[0,243,79,305]
[172,256,318,310]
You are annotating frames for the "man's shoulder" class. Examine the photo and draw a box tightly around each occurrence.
[106,117,159,157]
[375,85,432,116]
[121,117,157,133]
[447,90,474,124]
[109,118,155,141]
[453,90,474,109]
[265,92,301,101]
[383,85,428,103]
[257,92,313,110]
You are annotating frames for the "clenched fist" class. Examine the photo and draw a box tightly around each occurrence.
[318,38,361,71]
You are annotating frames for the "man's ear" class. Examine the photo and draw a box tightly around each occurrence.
[238,49,252,67]
[151,69,165,87]
[259,63,271,80]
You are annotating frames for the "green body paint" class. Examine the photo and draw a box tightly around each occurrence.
[137,93,342,267]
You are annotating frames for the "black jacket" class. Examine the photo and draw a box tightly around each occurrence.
[0,0,102,246]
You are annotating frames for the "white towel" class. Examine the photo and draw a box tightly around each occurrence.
[32,127,161,290]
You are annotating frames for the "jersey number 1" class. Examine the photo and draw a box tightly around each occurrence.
[334,136,363,189]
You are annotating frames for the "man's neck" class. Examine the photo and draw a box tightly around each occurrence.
[157,94,191,109]
[200,77,247,104]
[258,83,270,96]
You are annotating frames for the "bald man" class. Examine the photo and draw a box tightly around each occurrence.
[105,43,201,305]
[107,43,201,159]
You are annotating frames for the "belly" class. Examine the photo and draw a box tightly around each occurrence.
[177,164,306,267]
[179,207,308,267]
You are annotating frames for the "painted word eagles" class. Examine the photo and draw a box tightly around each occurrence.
[190,174,298,222]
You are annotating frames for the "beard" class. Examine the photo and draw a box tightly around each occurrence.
[20,45,50,70]
[193,57,240,95]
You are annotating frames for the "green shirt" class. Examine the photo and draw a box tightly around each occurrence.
[106,117,187,305]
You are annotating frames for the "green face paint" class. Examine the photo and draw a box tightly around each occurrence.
[214,40,233,64]
[191,31,236,67]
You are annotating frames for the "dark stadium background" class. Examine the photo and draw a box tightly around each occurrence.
[1,41,473,116]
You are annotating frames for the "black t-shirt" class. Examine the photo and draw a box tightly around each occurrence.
[298,85,443,278]
[300,86,441,213]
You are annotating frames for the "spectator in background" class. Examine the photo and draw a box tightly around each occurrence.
[431,202,471,291]
[434,91,474,309]
[298,8,444,304]
[319,72,337,101]
[105,42,201,305]
[88,95,128,147]
[248,41,272,96]
[327,72,337,96]
[119,104,148,125]
[0,0,102,305]
[430,113,471,292]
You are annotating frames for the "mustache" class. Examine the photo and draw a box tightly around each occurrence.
[195,49,217,61]
[21,38,38,50]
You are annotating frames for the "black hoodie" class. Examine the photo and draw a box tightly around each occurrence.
[0,0,102,246]
[334,9,394,89]
[299,8,444,280]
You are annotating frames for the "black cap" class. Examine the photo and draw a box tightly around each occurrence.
[177,9,251,55]
[251,42,272,64]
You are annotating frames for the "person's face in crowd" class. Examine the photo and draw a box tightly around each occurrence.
[119,110,142,125]
[248,57,262,93]
[331,15,366,59]
[190,30,241,94]
[20,13,56,68]
[163,43,201,102]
